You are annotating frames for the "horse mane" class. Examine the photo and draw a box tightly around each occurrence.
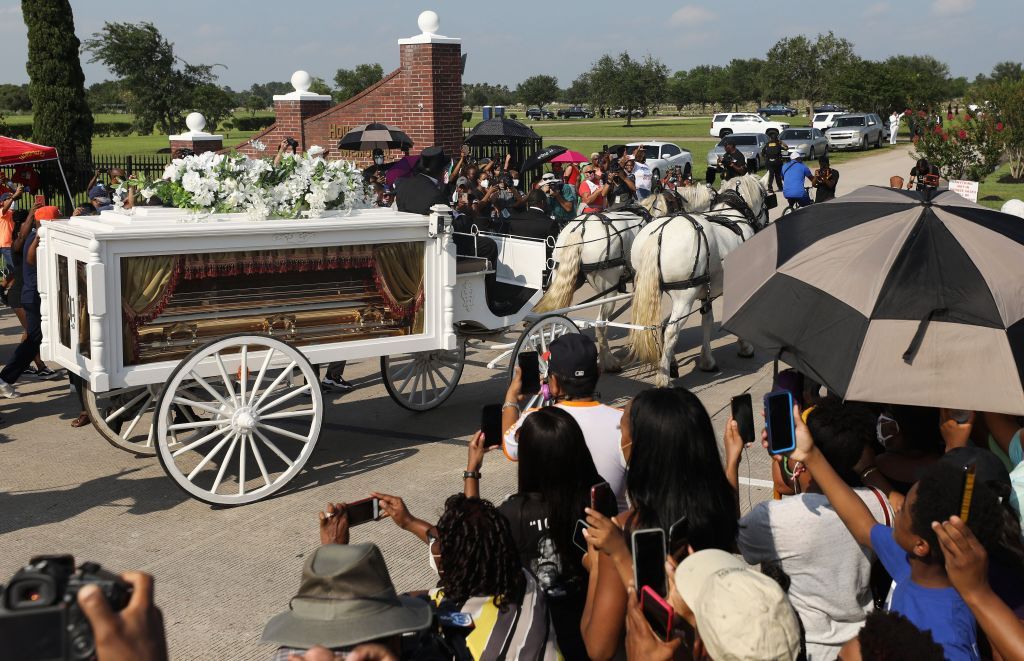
[677,185,715,212]
[717,174,765,219]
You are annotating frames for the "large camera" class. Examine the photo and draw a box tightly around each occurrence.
[284,137,299,150]
[0,555,132,660]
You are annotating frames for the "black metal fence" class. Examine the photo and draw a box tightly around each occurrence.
[1,153,170,213]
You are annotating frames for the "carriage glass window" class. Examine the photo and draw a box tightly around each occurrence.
[77,261,90,359]
[119,242,427,366]
[56,255,70,349]
[835,116,866,127]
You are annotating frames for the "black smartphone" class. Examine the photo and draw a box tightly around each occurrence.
[346,497,380,526]
[590,481,617,518]
[668,516,689,562]
[518,351,541,396]
[764,391,797,455]
[573,519,588,553]
[481,403,503,448]
[731,393,755,445]
[632,528,668,596]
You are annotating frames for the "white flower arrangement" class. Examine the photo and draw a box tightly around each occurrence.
[121,149,369,220]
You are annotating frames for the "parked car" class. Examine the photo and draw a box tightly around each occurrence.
[779,128,828,160]
[626,141,693,180]
[525,107,554,120]
[825,113,885,150]
[706,133,769,171]
[612,107,646,118]
[811,111,845,131]
[556,105,594,119]
[758,103,798,117]
[813,103,846,113]
[710,112,788,139]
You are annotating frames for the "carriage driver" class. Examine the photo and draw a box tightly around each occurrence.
[395,146,510,308]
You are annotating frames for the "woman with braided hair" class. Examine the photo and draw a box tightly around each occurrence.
[375,492,561,660]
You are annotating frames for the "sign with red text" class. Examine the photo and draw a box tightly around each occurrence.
[949,179,979,203]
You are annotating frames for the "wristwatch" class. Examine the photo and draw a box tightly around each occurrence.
[463,470,481,480]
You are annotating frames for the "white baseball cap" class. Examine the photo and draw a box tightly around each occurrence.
[675,550,801,661]
[789,151,801,160]
[540,173,557,183]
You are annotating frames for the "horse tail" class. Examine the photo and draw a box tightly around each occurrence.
[627,228,665,367]
[534,223,585,313]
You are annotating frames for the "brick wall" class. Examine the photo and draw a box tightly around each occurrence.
[231,42,462,167]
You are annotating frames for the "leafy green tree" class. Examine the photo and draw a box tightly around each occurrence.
[587,53,667,125]
[685,65,725,113]
[247,81,291,108]
[726,58,765,107]
[333,63,384,102]
[884,54,955,110]
[912,110,1002,181]
[309,77,333,96]
[244,94,266,115]
[85,80,125,113]
[84,22,218,134]
[0,84,32,112]
[461,83,514,108]
[989,61,1024,84]
[564,74,592,105]
[516,75,559,109]
[191,84,235,132]
[764,32,856,109]
[22,0,93,178]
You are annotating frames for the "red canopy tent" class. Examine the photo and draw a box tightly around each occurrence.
[0,136,74,203]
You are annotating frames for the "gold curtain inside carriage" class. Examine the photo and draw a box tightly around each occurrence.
[120,243,425,365]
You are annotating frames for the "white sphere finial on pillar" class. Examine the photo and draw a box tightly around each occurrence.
[291,70,312,93]
[185,112,206,133]
[418,10,440,35]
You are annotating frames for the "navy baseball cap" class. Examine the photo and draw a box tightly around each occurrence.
[546,334,598,380]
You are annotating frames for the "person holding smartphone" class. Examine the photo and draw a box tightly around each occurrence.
[737,401,894,660]
[0,185,25,304]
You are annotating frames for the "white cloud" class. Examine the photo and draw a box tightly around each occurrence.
[931,0,975,15]
[670,5,716,27]
[864,2,890,18]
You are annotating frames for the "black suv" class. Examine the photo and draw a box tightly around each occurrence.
[757,104,798,117]
[526,107,554,120]
[556,105,594,119]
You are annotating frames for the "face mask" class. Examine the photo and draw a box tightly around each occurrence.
[876,414,899,448]
[480,179,489,189]
[373,155,384,166]
[512,178,519,187]
[427,534,441,575]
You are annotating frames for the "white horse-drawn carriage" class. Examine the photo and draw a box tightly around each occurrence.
[39,171,770,506]
[39,204,583,505]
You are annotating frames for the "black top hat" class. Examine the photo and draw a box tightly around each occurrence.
[418,146,448,177]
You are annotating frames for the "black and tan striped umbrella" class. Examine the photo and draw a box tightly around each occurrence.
[723,186,1024,414]
[337,123,413,151]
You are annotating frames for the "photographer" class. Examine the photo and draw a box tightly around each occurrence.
[579,166,611,214]
[631,147,653,199]
[540,172,578,227]
[607,158,636,205]
[274,137,299,166]
[717,140,748,181]
[77,572,168,661]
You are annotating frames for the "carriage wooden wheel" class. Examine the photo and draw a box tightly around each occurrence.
[380,339,466,411]
[154,334,323,506]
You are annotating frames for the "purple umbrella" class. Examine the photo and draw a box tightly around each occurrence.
[385,155,420,186]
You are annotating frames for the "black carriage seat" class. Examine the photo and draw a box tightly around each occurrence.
[455,255,494,275]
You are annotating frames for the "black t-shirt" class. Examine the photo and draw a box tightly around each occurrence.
[814,168,839,203]
[910,164,940,190]
[764,140,785,163]
[721,150,745,179]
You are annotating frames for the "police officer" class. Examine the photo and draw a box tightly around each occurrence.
[762,134,788,193]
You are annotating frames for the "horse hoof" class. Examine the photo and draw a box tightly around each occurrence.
[698,361,719,373]
[738,349,755,359]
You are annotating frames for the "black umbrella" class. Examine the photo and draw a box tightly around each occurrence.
[519,145,567,172]
[337,123,413,151]
[722,185,1024,414]
[464,118,541,145]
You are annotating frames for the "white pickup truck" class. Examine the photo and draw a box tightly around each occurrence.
[710,112,789,138]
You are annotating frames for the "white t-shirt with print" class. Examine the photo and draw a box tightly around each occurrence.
[503,401,627,512]
[632,161,653,191]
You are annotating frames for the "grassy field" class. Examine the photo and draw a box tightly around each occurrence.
[977,162,1023,210]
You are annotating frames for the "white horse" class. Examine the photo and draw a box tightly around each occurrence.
[628,173,771,386]
[534,186,716,371]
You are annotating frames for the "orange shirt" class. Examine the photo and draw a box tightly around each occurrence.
[0,210,13,248]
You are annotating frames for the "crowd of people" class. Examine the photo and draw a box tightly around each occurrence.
[64,331,1024,660]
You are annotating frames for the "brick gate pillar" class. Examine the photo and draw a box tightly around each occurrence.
[169,112,223,155]
[272,71,334,154]
[396,11,462,157]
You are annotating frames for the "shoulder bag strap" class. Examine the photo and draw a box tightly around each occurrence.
[867,486,893,527]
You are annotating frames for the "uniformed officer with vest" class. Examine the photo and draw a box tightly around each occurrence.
[762,135,789,193]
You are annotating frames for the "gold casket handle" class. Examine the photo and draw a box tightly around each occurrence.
[263,313,297,338]
[163,322,199,347]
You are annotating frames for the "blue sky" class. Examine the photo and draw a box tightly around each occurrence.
[0,0,1020,90]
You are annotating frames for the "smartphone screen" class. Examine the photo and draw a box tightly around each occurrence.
[481,403,503,448]
[590,481,617,518]
[572,519,588,553]
[668,516,689,562]
[518,351,540,395]
[765,391,796,455]
[731,393,755,445]
[640,585,674,641]
[632,528,667,596]
[346,497,379,526]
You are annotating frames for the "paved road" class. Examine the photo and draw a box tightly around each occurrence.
[0,145,914,659]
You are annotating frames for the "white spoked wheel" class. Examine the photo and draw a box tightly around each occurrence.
[155,334,323,506]
[509,315,580,409]
[84,384,200,456]
[381,339,466,411]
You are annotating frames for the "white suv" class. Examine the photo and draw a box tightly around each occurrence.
[710,112,789,138]
[812,111,844,131]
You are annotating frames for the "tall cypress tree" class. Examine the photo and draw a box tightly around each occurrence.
[22,0,93,188]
